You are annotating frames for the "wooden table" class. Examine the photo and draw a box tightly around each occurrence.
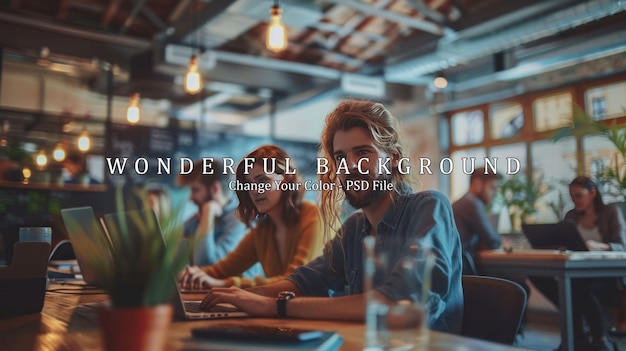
[477,249,626,351]
[0,282,531,351]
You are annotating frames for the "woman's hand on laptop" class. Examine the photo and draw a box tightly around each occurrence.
[585,240,610,251]
[200,287,274,317]
[180,266,229,290]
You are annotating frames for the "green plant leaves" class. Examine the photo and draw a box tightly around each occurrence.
[68,185,191,307]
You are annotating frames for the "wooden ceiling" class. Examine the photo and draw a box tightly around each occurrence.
[1,0,625,120]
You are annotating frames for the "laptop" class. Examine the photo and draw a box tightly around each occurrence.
[60,207,115,286]
[102,209,250,320]
[522,221,588,251]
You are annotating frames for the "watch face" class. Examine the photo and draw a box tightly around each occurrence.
[279,291,295,299]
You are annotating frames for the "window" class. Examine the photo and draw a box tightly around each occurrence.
[530,137,577,222]
[448,147,486,202]
[490,103,523,139]
[532,92,573,132]
[585,80,626,120]
[451,110,484,146]
[582,135,625,203]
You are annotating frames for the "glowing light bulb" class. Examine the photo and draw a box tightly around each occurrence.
[127,93,140,124]
[22,167,32,179]
[434,76,448,89]
[36,150,47,168]
[78,130,90,152]
[266,5,287,52]
[184,55,202,94]
[53,143,66,162]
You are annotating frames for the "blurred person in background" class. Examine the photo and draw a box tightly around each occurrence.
[178,158,262,278]
[452,167,503,274]
[531,176,626,351]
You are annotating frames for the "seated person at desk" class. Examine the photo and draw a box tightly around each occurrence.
[62,152,100,185]
[180,145,325,289]
[452,167,502,274]
[531,176,626,351]
[178,158,261,279]
[194,100,464,333]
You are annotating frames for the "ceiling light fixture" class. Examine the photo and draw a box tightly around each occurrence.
[184,55,202,94]
[53,142,66,162]
[36,149,47,168]
[127,93,140,124]
[184,0,203,95]
[78,128,90,152]
[266,0,287,52]
[433,74,448,89]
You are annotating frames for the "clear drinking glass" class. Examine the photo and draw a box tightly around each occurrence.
[363,236,435,351]
[19,227,52,245]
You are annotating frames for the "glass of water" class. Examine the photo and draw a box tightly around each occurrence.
[363,236,434,351]
[19,227,52,245]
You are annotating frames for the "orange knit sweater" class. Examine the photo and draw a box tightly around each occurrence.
[202,201,325,288]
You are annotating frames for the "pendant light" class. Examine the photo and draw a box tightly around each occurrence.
[78,128,90,152]
[36,149,48,168]
[266,0,287,52]
[127,93,140,124]
[184,0,203,94]
[184,55,202,94]
[53,142,66,162]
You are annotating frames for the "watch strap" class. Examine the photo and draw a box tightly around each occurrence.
[276,291,295,318]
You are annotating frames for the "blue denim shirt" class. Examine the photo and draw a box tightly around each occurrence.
[287,190,464,333]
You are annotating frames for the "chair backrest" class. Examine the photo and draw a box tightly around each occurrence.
[461,275,527,345]
[462,250,478,275]
[49,239,76,261]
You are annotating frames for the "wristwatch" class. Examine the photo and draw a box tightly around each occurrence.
[276,291,296,318]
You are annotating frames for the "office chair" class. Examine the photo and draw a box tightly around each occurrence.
[461,275,528,345]
[48,239,75,261]
[462,250,478,275]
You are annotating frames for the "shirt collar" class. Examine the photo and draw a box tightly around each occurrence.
[363,183,412,233]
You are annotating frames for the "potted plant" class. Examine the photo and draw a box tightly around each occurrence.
[68,186,189,351]
[0,142,32,182]
[553,106,626,201]
[498,175,545,232]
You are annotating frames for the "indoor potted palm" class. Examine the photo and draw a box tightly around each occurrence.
[498,175,544,232]
[553,106,626,201]
[67,186,190,351]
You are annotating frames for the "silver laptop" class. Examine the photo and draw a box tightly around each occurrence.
[60,207,115,286]
[102,208,249,320]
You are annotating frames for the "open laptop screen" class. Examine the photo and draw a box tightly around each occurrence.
[60,207,114,286]
[522,222,588,251]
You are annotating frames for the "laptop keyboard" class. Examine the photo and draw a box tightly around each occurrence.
[185,301,202,313]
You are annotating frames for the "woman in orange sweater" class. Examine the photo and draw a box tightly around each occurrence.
[180,144,325,289]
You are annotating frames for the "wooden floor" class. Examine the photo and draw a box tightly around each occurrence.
[515,310,626,351]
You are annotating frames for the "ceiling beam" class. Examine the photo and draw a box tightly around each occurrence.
[102,0,123,26]
[168,0,192,23]
[324,0,444,36]
[57,0,73,21]
[406,0,449,24]
[0,12,150,66]
[165,0,237,43]
[120,0,148,34]
[138,3,168,31]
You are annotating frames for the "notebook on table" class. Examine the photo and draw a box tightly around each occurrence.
[102,208,250,320]
[522,222,588,251]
